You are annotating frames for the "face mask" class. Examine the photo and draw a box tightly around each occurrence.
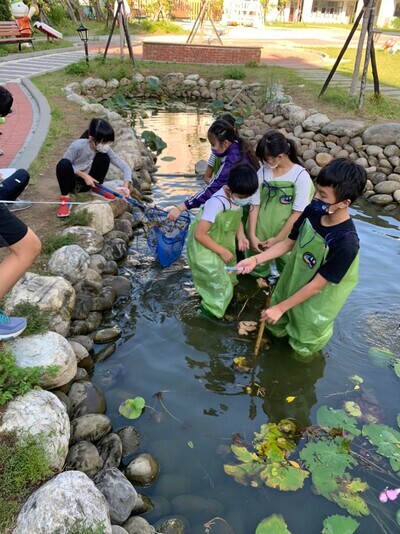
[233,196,250,207]
[310,197,335,215]
[96,143,110,153]
[211,147,224,157]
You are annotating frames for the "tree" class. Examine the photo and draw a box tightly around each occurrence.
[0,0,12,21]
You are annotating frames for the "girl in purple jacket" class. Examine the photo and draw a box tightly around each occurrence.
[167,119,259,221]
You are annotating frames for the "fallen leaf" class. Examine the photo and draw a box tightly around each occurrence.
[238,321,258,336]
[286,396,296,403]
[256,278,269,288]
[354,385,360,390]
[233,356,251,373]
[349,374,364,384]
[289,460,301,469]
[188,441,194,449]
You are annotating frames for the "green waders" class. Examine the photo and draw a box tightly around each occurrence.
[267,218,359,359]
[245,179,296,277]
[187,207,242,319]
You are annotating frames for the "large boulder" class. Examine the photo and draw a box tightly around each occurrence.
[60,226,104,255]
[70,414,112,445]
[94,467,137,525]
[363,123,400,147]
[0,389,69,470]
[48,245,90,285]
[5,273,75,337]
[13,471,112,533]
[65,441,103,477]
[302,113,330,132]
[74,203,115,235]
[8,331,77,389]
[68,380,107,419]
[321,119,366,137]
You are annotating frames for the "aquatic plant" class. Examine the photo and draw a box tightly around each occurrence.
[255,513,360,534]
[119,396,145,419]
[141,130,167,154]
[362,424,400,472]
[255,514,291,533]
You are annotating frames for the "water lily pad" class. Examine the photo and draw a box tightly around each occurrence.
[344,401,362,419]
[119,396,145,419]
[362,423,400,472]
[317,406,361,436]
[394,360,400,378]
[348,375,364,385]
[113,92,128,107]
[260,462,309,491]
[256,514,291,534]
[322,514,359,534]
[231,444,260,463]
[368,346,395,366]
[141,130,167,154]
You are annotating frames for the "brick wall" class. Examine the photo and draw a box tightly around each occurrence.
[142,42,261,65]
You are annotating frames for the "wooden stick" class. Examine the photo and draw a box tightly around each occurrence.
[254,284,275,357]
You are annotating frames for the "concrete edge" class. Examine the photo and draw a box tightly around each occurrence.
[11,77,51,170]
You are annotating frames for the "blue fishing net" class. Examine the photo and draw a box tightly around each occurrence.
[145,207,190,268]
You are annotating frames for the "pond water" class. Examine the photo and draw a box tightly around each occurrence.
[93,110,400,534]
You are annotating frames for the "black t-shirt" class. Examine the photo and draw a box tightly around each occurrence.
[288,205,360,284]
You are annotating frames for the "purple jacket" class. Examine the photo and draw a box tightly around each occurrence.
[184,141,252,210]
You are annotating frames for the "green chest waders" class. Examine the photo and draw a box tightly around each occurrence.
[187,207,242,318]
[245,179,296,277]
[267,218,359,359]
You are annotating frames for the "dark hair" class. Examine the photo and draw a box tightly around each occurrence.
[227,163,258,196]
[216,113,236,129]
[81,118,115,143]
[208,119,260,170]
[0,87,13,117]
[256,130,300,165]
[316,158,367,204]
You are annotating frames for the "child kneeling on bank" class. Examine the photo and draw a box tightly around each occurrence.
[187,163,258,319]
[236,158,367,358]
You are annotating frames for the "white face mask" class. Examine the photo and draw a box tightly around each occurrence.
[233,196,250,207]
[96,143,110,153]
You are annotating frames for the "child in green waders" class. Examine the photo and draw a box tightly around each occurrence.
[187,164,259,319]
[236,158,367,358]
[246,130,313,277]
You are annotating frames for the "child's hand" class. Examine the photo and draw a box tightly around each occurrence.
[237,235,250,251]
[250,236,265,252]
[116,187,131,198]
[235,258,257,274]
[167,207,181,221]
[263,236,279,248]
[261,304,284,324]
[83,174,98,188]
[219,248,234,263]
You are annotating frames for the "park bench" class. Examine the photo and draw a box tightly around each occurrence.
[0,21,35,51]
[131,8,147,21]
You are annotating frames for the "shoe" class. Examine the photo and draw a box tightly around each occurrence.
[7,199,32,212]
[57,196,71,218]
[91,186,115,200]
[0,310,27,340]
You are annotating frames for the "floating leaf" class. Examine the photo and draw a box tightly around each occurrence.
[187,441,194,449]
[113,92,128,107]
[289,460,301,469]
[160,156,176,161]
[237,320,258,336]
[231,445,260,463]
[256,514,291,534]
[398,414,400,430]
[233,356,251,373]
[317,406,361,436]
[394,360,400,379]
[261,462,309,491]
[362,423,400,472]
[208,99,224,113]
[368,346,395,366]
[286,396,296,403]
[322,514,359,534]
[119,397,145,419]
[223,461,261,486]
[397,508,400,526]
[348,375,364,385]
[141,130,167,154]
[300,438,357,478]
[344,401,362,419]
[353,385,360,390]
[333,491,369,517]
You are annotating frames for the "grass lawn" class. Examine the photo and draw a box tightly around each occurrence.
[0,38,74,57]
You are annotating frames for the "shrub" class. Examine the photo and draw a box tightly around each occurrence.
[224,66,246,80]
[9,302,51,336]
[0,346,43,405]
[65,59,90,76]
[62,208,93,227]
[0,0,11,21]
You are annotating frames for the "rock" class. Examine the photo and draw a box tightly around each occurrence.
[94,467,137,525]
[52,390,71,415]
[369,172,387,185]
[112,527,129,534]
[101,239,128,261]
[116,427,141,457]
[89,254,107,274]
[122,516,156,534]
[75,203,115,235]
[13,471,112,533]
[82,77,107,90]
[9,331,76,388]
[125,453,160,487]
[72,292,94,320]
[356,157,368,168]
[156,474,191,500]
[95,343,116,362]
[369,194,394,206]
[70,414,113,445]
[364,124,400,146]
[0,389,69,470]
[209,80,221,90]
[115,218,133,237]
[302,113,330,132]
[171,495,224,519]
[91,326,122,343]
[48,245,90,284]
[65,441,102,477]
[393,190,400,203]
[315,153,333,167]
[131,493,155,515]
[104,260,119,275]
[105,230,130,245]
[68,380,107,419]
[5,273,75,337]
[69,340,94,372]
[154,515,190,534]
[374,180,400,195]
[85,311,103,332]
[366,145,383,157]
[60,227,104,255]
[97,433,123,468]
[69,335,94,352]
[132,71,145,83]
[321,120,365,137]
[101,276,132,296]
[389,173,400,183]
[85,268,103,287]
[72,367,89,382]
[194,159,208,174]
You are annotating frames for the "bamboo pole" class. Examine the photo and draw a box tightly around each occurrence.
[254,283,275,357]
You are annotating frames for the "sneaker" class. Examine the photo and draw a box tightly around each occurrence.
[57,196,71,218]
[91,186,116,200]
[7,199,32,212]
[0,310,27,340]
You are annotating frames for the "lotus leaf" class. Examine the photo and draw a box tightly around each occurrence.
[332,491,369,517]
[141,130,167,154]
[317,406,361,436]
[260,462,308,491]
[300,438,357,476]
[344,402,362,419]
[113,92,128,107]
[368,346,395,366]
[362,423,400,472]
[119,396,145,419]
[255,514,291,534]
[322,514,359,534]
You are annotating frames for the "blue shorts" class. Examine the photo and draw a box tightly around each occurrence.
[0,203,28,247]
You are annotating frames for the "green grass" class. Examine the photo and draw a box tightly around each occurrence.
[62,207,93,227]
[0,346,43,405]
[9,302,51,337]
[42,234,76,256]
[0,39,73,57]
[0,430,52,532]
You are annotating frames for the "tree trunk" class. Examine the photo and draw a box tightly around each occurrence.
[349,0,370,98]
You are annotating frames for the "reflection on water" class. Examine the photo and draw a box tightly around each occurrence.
[93,111,400,533]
